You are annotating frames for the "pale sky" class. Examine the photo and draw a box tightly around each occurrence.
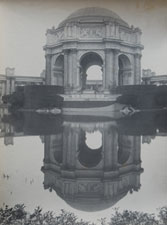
[0,0,167,76]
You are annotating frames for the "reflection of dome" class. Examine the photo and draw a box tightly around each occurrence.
[42,168,143,212]
[58,7,129,28]
[46,178,129,212]
[64,192,128,212]
[42,120,143,212]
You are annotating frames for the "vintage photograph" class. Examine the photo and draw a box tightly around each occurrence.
[0,0,167,224]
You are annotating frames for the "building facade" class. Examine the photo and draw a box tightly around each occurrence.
[0,68,45,103]
[142,69,167,85]
[44,7,143,94]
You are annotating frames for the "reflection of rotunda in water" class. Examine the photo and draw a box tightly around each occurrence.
[41,120,143,212]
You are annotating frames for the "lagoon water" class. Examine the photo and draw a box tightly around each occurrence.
[0,111,167,223]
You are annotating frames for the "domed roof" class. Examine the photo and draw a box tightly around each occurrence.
[58,7,129,28]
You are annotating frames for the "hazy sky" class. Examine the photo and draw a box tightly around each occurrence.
[0,0,167,76]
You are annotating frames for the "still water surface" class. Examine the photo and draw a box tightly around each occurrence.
[0,111,167,222]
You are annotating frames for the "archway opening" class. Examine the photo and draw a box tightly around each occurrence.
[53,55,64,86]
[80,52,103,91]
[78,130,102,168]
[86,65,102,81]
[118,54,131,86]
[85,130,102,149]
[86,65,103,91]
[117,135,131,165]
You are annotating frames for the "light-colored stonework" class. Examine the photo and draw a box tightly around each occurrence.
[44,7,143,94]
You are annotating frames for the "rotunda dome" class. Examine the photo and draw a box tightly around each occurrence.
[58,7,129,28]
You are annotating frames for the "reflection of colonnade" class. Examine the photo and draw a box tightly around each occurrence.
[42,121,143,211]
[0,107,14,145]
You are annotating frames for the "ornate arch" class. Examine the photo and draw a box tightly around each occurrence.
[79,51,104,91]
[79,50,104,64]
[52,54,64,86]
[77,130,102,168]
[118,54,132,86]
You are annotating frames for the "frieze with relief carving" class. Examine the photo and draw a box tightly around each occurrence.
[54,30,64,41]
[78,183,103,193]
[47,29,64,44]
[80,27,103,38]
[120,30,131,42]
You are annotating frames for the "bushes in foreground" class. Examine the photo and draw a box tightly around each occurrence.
[0,204,167,225]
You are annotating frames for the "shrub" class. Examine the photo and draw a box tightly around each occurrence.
[0,204,167,225]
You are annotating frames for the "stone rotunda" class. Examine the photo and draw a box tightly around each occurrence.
[41,120,143,211]
[44,7,143,95]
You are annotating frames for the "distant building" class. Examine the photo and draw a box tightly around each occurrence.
[142,69,167,85]
[0,68,45,103]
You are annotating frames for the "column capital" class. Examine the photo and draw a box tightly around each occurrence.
[63,49,70,54]
[63,48,77,54]
[70,48,77,53]
[104,48,112,53]
[45,54,52,59]
[134,53,142,59]
[104,21,110,25]
[112,48,120,54]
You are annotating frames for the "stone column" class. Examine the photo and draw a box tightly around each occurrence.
[133,136,141,164]
[71,49,78,90]
[65,49,78,91]
[62,126,77,170]
[63,50,69,90]
[11,78,15,93]
[135,28,142,44]
[76,64,81,89]
[105,22,111,38]
[62,127,69,168]
[6,78,10,95]
[45,54,52,85]
[2,81,5,97]
[103,128,118,171]
[104,49,114,90]
[68,50,73,88]
[113,49,120,86]
[134,53,141,84]
[115,24,120,39]
[43,136,51,163]
[72,24,77,38]
[112,129,119,169]
[5,68,15,94]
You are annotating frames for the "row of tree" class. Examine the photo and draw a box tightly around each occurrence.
[0,204,167,225]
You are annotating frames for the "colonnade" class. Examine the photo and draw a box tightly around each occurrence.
[45,50,142,92]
